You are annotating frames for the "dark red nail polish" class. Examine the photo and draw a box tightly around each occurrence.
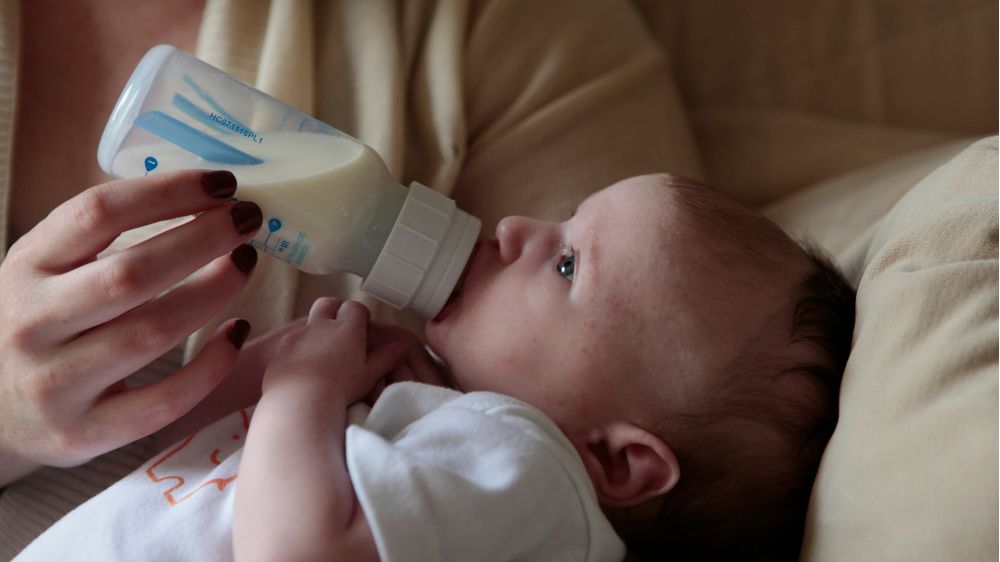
[202,170,237,199]
[227,319,251,349]
[230,244,258,275]
[231,201,262,234]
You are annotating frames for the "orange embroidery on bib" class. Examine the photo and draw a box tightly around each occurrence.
[146,409,251,506]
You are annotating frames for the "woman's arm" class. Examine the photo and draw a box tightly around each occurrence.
[234,299,402,562]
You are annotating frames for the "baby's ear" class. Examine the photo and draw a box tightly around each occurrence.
[572,421,680,507]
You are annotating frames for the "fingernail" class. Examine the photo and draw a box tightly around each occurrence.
[231,201,262,234]
[202,170,237,199]
[230,244,258,276]
[227,319,251,349]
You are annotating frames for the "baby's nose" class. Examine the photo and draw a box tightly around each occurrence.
[495,215,532,263]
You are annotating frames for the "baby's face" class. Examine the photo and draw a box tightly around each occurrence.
[425,175,772,433]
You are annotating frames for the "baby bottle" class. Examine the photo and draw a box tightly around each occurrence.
[98,45,480,319]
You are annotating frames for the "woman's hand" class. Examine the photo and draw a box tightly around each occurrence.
[261,299,405,405]
[0,169,262,478]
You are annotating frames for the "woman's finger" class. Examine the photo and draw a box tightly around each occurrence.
[86,318,251,451]
[45,202,261,339]
[64,246,256,395]
[26,169,240,272]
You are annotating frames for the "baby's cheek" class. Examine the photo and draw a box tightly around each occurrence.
[574,345,589,363]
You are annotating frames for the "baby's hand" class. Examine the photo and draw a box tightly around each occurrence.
[261,298,405,405]
[365,321,452,404]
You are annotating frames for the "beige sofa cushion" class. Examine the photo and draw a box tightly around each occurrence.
[764,137,998,561]
[633,0,998,135]
[631,0,996,207]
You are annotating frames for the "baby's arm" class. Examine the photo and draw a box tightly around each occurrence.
[233,299,403,562]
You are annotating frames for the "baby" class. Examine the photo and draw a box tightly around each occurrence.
[235,173,856,561]
[13,174,855,562]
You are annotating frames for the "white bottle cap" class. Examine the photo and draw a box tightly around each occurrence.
[361,182,481,318]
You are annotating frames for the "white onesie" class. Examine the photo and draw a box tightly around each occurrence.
[14,382,625,561]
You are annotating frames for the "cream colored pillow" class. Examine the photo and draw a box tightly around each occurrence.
[765,137,998,561]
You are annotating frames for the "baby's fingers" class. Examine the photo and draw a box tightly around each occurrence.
[363,344,408,405]
[367,343,408,381]
[307,298,370,350]
[307,297,343,325]
[365,377,388,407]
[88,319,251,447]
[400,346,450,388]
[335,300,370,329]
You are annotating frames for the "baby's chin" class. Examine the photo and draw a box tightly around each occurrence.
[424,303,465,352]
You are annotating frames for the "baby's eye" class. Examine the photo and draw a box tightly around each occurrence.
[557,253,575,282]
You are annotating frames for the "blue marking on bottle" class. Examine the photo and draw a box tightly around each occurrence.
[181,74,253,134]
[171,94,235,136]
[262,218,282,252]
[135,111,263,165]
[143,156,158,175]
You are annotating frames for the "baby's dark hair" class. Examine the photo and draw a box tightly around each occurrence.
[622,176,856,561]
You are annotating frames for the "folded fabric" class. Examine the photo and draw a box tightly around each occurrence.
[767,137,999,561]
